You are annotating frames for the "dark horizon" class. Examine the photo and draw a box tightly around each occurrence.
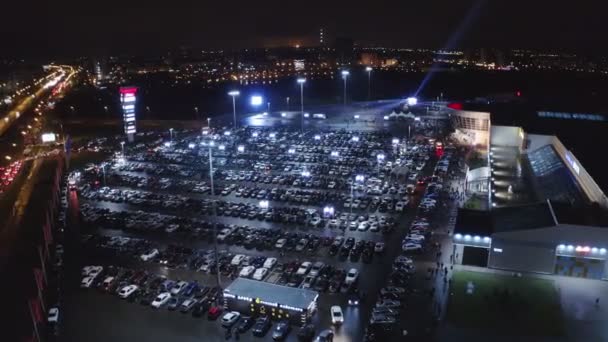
[4,1,608,59]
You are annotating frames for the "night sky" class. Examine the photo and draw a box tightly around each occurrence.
[3,0,607,57]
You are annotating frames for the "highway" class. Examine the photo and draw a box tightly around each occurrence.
[0,65,77,165]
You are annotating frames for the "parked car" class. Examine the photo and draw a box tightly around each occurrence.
[221,311,241,328]
[237,316,255,333]
[252,316,272,337]
[118,285,138,299]
[271,321,291,340]
[151,292,171,308]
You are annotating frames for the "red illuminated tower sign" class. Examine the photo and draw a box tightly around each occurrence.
[120,87,137,142]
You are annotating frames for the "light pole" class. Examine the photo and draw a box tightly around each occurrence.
[297,78,306,133]
[366,66,373,100]
[120,141,125,157]
[207,117,211,128]
[341,70,350,106]
[228,90,240,129]
[286,97,290,111]
[169,128,174,143]
[208,146,222,297]
[267,102,271,113]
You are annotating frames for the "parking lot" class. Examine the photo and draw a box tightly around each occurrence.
[55,109,466,341]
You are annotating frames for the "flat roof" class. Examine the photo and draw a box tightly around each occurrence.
[493,224,608,248]
[224,278,318,310]
[455,202,557,236]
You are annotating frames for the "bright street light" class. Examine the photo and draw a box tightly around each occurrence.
[297,78,306,133]
[228,90,240,129]
[341,70,349,106]
[366,66,373,100]
[406,97,418,106]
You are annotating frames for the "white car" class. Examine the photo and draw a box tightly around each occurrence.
[80,276,95,288]
[81,265,103,277]
[402,243,423,253]
[330,305,344,325]
[357,222,369,231]
[140,249,159,261]
[239,266,256,278]
[118,285,139,299]
[48,307,59,323]
[406,234,425,242]
[221,311,241,328]
[151,292,171,308]
[296,261,312,275]
[345,268,359,284]
[231,254,246,266]
[274,239,287,249]
[263,257,277,269]
[170,281,188,295]
[252,267,269,280]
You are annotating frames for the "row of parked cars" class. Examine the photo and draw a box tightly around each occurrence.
[80,263,336,341]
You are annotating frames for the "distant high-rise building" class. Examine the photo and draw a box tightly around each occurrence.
[319,28,325,46]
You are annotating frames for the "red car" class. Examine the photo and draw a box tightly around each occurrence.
[207,306,222,320]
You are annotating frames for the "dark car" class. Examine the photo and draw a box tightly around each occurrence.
[252,316,272,337]
[297,324,315,341]
[271,321,291,340]
[192,303,206,317]
[314,329,334,342]
[167,297,180,311]
[237,316,255,333]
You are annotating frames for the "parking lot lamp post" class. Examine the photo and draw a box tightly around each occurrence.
[297,78,306,133]
[366,66,373,100]
[286,97,290,111]
[341,70,350,106]
[208,146,222,297]
[267,102,271,113]
[228,90,240,129]
[169,128,174,143]
[120,141,125,157]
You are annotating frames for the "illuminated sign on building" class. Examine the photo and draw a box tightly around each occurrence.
[120,87,138,141]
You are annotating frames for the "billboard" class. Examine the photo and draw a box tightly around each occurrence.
[120,87,137,141]
[41,133,56,143]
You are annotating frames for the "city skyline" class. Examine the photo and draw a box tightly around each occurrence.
[3,1,608,58]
